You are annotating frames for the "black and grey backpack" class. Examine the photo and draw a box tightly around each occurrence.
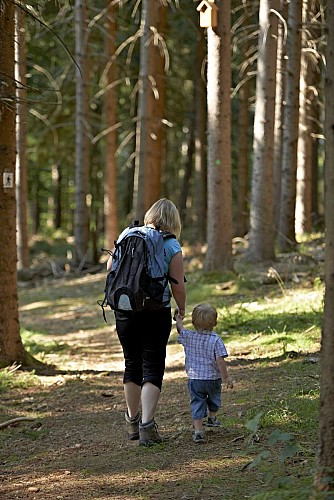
[99,222,177,321]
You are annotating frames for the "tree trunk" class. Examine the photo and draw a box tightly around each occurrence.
[151,2,168,206]
[295,0,312,236]
[273,0,287,229]
[15,3,29,270]
[246,0,279,263]
[236,54,250,238]
[104,0,119,249]
[0,0,25,367]
[194,28,207,243]
[31,174,41,234]
[235,2,253,239]
[179,125,195,224]
[278,0,303,251]
[133,0,158,222]
[74,0,90,261]
[204,0,233,272]
[308,3,321,224]
[315,0,334,491]
[310,65,320,222]
[53,163,62,229]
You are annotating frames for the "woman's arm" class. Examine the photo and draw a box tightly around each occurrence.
[169,251,186,317]
[106,248,115,270]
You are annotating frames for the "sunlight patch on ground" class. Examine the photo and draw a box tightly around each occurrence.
[237,289,322,314]
[40,309,95,321]
[61,272,106,287]
[20,301,51,311]
[46,357,124,373]
[164,343,186,380]
[33,326,116,342]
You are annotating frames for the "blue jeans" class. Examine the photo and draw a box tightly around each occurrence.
[188,378,222,420]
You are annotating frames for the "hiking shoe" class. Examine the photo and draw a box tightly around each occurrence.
[192,430,205,444]
[139,419,162,446]
[125,411,140,440]
[206,416,221,427]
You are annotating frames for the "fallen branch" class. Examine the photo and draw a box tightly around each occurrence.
[0,417,35,430]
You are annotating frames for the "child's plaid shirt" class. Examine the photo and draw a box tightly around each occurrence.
[177,328,228,380]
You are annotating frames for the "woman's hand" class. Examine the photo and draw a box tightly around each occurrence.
[169,252,186,319]
[173,308,185,321]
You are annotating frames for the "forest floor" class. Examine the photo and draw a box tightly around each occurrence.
[0,241,324,499]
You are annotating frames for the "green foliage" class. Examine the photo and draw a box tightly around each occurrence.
[246,411,263,434]
[29,232,73,259]
[24,0,203,236]
[245,413,303,488]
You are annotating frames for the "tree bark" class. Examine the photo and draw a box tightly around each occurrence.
[246,0,279,263]
[295,0,312,236]
[53,163,62,229]
[74,0,90,261]
[235,2,253,239]
[310,65,320,221]
[179,125,195,224]
[236,48,250,238]
[204,0,233,272]
[133,0,158,222]
[15,3,29,269]
[0,0,25,367]
[315,0,334,491]
[273,0,287,229]
[194,28,207,243]
[150,2,168,206]
[278,0,303,251]
[104,0,119,249]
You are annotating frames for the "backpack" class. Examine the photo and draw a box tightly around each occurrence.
[99,223,177,321]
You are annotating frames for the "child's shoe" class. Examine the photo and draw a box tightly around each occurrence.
[139,418,162,446]
[192,430,205,443]
[125,411,140,440]
[206,416,221,427]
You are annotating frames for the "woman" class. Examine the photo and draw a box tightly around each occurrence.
[107,198,186,446]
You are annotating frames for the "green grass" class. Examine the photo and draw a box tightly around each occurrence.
[21,329,70,357]
[0,366,40,392]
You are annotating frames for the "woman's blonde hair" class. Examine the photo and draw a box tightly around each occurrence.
[192,303,218,331]
[144,198,182,238]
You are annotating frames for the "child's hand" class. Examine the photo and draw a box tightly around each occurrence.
[225,377,234,389]
[173,308,185,321]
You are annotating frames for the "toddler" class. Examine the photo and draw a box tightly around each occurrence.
[176,303,233,443]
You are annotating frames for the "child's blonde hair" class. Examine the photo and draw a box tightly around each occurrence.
[192,303,217,331]
[144,198,182,238]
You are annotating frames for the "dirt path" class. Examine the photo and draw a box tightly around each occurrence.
[0,272,319,499]
[0,323,257,499]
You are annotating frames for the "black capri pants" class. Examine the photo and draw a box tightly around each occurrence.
[115,307,172,391]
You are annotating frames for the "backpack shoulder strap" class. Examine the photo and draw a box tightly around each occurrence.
[116,223,146,245]
[128,220,140,229]
[161,231,176,240]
